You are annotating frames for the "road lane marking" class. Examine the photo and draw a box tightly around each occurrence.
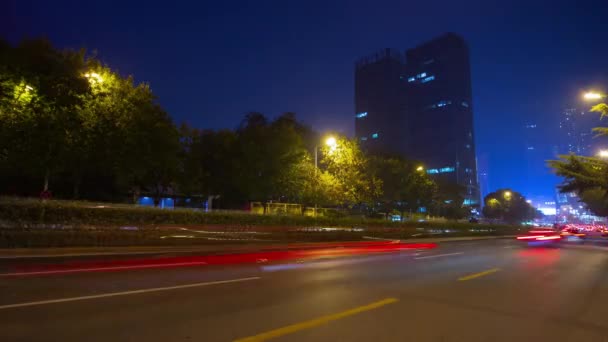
[414,252,464,260]
[0,277,260,310]
[458,268,500,281]
[233,298,398,342]
[0,261,210,277]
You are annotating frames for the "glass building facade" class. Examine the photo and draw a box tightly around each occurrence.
[355,33,480,206]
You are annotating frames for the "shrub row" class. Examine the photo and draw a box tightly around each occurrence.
[0,197,522,232]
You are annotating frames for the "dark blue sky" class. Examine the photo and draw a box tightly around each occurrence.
[5,0,608,199]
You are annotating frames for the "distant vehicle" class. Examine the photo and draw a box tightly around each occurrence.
[559,225,586,238]
[516,229,562,243]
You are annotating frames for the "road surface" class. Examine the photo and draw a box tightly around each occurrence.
[2,239,608,341]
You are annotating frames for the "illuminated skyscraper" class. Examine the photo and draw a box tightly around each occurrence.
[355,33,480,206]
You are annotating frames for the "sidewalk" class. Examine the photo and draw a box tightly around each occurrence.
[0,235,515,259]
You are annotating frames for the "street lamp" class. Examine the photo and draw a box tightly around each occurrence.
[416,165,424,172]
[325,136,337,151]
[313,135,337,216]
[583,91,605,101]
[598,150,608,158]
[504,191,512,200]
[315,135,337,170]
[84,72,103,84]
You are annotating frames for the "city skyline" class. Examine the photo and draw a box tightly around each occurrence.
[5,0,608,200]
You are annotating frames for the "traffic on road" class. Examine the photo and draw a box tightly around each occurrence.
[3,238,608,341]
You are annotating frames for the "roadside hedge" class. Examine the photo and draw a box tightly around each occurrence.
[0,197,521,231]
[0,197,524,247]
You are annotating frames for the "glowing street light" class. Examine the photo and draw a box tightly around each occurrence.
[598,150,608,158]
[325,136,337,150]
[416,165,424,172]
[313,135,338,217]
[84,72,103,83]
[583,92,605,101]
[504,191,512,200]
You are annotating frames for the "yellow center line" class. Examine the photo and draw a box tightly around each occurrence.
[458,268,500,281]
[233,298,399,342]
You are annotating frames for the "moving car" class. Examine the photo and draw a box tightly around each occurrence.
[516,229,562,242]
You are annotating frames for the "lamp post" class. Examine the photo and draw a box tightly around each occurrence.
[583,91,606,101]
[314,136,337,216]
[597,150,608,158]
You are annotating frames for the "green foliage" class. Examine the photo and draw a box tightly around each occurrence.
[0,197,521,247]
[481,189,539,223]
[0,197,521,231]
[550,154,608,216]
[368,156,436,214]
[0,39,179,201]
[320,136,382,206]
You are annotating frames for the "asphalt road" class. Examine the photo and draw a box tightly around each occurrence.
[3,239,608,341]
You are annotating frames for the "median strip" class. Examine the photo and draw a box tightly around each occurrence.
[0,277,260,310]
[458,268,500,281]
[233,297,399,342]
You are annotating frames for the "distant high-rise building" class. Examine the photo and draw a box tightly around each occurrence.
[355,33,480,206]
[558,107,604,156]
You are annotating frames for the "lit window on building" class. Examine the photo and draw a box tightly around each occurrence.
[465,144,471,149]
[421,75,435,83]
[416,72,427,79]
[371,133,379,139]
[407,76,416,82]
[360,136,368,141]
[463,199,477,206]
[426,167,455,174]
[436,100,452,108]
[356,112,368,118]
[461,101,469,107]
[465,168,472,173]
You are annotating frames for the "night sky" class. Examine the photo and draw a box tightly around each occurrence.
[5,0,608,200]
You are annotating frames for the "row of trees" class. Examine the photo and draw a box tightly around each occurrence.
[0,38,466,217]
[0,38,178,201]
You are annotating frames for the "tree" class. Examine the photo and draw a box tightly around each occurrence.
[550,101,608,216]
[482,189,538,223]
[0,39,89,195]
[431,181,469,220]
[368,156,436,217]
[320,136,382,207]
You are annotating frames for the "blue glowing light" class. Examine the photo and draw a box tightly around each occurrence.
[356,112,368,118]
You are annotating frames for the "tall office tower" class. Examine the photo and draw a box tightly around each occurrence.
[354,48,406,156]
[355,33,480,206]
